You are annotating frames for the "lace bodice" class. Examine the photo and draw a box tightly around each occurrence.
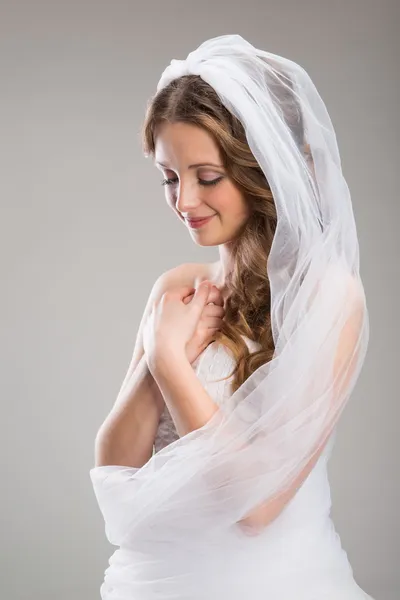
[155,336,265,453]
[154,334,336,465]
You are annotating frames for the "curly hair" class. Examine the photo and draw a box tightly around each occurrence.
[141,74,307,394]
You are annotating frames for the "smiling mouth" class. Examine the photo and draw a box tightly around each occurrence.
[186,215,215,228]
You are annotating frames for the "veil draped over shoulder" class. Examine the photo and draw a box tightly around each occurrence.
[89,34,369,599]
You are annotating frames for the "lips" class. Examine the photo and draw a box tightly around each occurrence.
[186,214,215,228]
[186,215,214,222]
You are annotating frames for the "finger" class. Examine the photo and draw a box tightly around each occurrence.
[207,327,220,339]
[165,286,196,301]
[204,316,224,329]
[207,286,224,307]
[183,284,223,305]
[183,292,195,305]
[191,281,211,313]
[203,304,225,318]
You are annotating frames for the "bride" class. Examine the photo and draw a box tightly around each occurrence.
[90,34,374,599]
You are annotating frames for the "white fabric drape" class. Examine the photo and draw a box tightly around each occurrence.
[89,34,369,599]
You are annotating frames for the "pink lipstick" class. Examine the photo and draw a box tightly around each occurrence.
[186,215,215,229]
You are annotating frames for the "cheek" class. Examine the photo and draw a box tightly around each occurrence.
[211,184,234,211]
[214,185,247,217]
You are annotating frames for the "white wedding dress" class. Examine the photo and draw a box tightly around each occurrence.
[95,335,374,599]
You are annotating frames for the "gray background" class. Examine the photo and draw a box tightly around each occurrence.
[0,1,398,599]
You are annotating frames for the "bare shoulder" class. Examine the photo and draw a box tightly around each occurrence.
[154,262,215,295]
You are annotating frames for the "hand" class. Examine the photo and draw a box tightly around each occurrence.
[143,280,222,372]
[182,284,225,365]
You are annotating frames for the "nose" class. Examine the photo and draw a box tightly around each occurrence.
[175,180,202,214]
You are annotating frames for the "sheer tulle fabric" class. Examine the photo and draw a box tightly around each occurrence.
[90,34,370,599]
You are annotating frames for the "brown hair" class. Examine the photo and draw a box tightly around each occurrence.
[141,74,301,393]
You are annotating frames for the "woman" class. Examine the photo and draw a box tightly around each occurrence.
[90,35,374,599]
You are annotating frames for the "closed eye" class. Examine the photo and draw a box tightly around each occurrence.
[161,176,224,187]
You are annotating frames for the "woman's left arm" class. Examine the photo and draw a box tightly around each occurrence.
[150,277,365,534]
[150,351,220,438]
[150,350,293,532]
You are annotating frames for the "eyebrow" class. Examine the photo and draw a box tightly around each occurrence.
[155,161,224,169]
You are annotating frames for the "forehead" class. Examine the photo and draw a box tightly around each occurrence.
[154,122,221,167]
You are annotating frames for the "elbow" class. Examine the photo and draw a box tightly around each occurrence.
[93,426,125,467]
[93,429,115,467]
[236,496,290,535]
[93,427,152,469]
[237,507,270,535]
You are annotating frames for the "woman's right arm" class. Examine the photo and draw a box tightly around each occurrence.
[94,353,163,468]
[93,264,198,468]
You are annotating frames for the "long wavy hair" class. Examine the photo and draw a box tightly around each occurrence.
[142,74,307,394]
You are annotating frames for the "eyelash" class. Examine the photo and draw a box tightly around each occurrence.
[161,176,223,187]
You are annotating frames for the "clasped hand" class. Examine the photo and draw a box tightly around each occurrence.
[143,280,225,372]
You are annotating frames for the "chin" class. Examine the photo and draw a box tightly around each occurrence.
[191,232,234,247]
[191,237,218,248]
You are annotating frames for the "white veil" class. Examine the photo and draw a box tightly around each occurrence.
[89,34,369,599]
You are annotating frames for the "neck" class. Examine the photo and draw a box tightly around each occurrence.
[208,246,234,300]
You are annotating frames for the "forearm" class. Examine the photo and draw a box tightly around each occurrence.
[149,352,287,534]
[95,354,165,468]
[151,354,264,525]
[150,351,220,437]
